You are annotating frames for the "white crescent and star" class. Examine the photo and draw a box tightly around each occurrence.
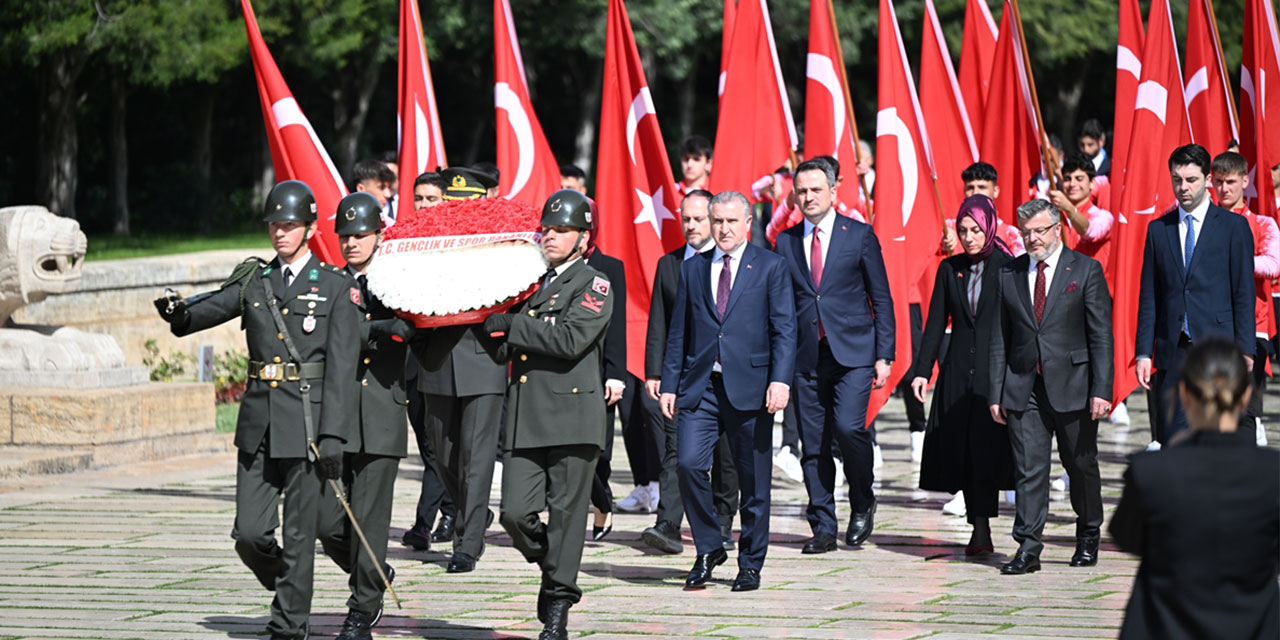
[494,82,534,199]
[875,106,919,230]
[633,185,674,240]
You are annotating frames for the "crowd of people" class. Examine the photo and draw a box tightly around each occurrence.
[152,129,1280,639]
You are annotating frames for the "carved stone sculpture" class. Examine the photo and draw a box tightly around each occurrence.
[0,205,87,324]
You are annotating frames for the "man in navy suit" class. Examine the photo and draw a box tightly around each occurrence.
[774,160,895,553]
[660,190,796,592]
[1136,144,1256,444]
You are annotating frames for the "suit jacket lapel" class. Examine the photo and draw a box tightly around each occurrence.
[264,257,287,300]
[722,244,757,320]
[1166,214,1186,285]
[789,231,815,294]
[1041,250,1075,321]
[536,259,583,306]
[1012,256,1035,323]
[699,252,719,323]
[974,255,1001,322]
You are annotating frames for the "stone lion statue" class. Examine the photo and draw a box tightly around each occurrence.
[0,205,87,325]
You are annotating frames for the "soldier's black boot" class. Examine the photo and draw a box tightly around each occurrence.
[335,609,374,640]
[538,599,570,640]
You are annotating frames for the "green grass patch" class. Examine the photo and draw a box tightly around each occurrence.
[87,232,270,261]
[216,403,240,433]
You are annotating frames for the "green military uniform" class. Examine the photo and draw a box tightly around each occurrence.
[316,192,410,635]
[158,180,360,640]
[487,190,614,639]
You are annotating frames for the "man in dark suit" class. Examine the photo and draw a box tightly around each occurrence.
[318,192,410,639]
[1136,144,1256,445]
[775,160,895,553]
[989,198,1114,575]
[660,190,796,592]
[642,190,738,554]
[584,241,626,538]
[411,168,507,574]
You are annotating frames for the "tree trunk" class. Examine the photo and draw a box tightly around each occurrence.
[676,65,696,147]
[573,61,604,175]
[36,50,86,219]
[254,129,275,206]
[332,58,382,176]
[109,72,129,235]
[192,89,215,184]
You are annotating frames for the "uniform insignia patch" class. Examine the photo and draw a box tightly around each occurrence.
[591,276,610,296]
[350,287,362,305]
[581,293,604,313]
[263,266,273,275]
[302,315,317,333]
[308,268,319,282]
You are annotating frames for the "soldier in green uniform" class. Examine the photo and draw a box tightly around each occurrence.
[483,190,614,640]
[153,180,359,640]
[317,192,413,640]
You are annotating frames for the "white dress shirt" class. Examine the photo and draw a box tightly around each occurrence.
[280,250,312,287]
[683,241,713,261]
[710,241,748,305]
[802,210,836,272]
[546,256,581,285]
[1026,240,1064,297]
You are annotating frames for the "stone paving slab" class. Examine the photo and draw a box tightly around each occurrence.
[0,390,1275,639]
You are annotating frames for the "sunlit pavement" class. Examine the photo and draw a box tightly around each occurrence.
[1,388,1276,639]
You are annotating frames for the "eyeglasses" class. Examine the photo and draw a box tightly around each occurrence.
[1019,222,1060,239]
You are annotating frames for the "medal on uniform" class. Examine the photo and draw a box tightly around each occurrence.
[302,315,317,333]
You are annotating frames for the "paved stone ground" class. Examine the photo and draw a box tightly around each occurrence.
[1,389,1276,640]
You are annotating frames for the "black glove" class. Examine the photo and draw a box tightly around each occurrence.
[153,293,189,326]
[315,437,344,480]
[369,318,415,343]
[484,313,514,335]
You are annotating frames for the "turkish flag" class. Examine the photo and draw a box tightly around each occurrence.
[919,0,979,218]
[397,0,447,215]
[1240,0,1280,222]
[1184,0,1238,159]
[804,0,865,215]
[978,0,1043,227]
[709,0,798,198]
[870,0,944,422]
[719,0,737,101]
[957,0,998,144]
[1110,0,1192,405]
[594,0,683,380]
[1109,0,1145,227]
[494,0,560,206]
[241,0,348,265]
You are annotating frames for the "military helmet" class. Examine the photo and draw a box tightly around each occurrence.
[262,180,318,223]
[540,189,595,230]
[333,192,383,235]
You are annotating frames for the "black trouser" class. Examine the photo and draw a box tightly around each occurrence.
[591,404,616,514]
[655,406,739,530]
[427,393,502,559]
[1151,336,1192,444]
[619,374,662,486]
[318,452,400,613]
[1246,337,1269,425]
[231,442,324,639]
[1006,377,1103,556]
[501,444,600,603]
[407,383,455,532]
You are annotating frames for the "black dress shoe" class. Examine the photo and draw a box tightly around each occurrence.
[845,500,877,546]
[592,511,613,541]
[335,609,373,640]
[1000,551,1042,575]
[802,533,838,554]
[684,548,728,588]
[720,520,736,551]
[431,514,455,543]
[401,526,431,551]
[731,568,761,592]
[538,598,571,640]
[446,552,477,573]
[1070,538,1100,567]
[642,521,684,554]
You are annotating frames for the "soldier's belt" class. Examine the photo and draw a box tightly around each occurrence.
[247,360,325,381]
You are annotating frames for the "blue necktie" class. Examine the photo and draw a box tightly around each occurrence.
[1183,215,1196,336]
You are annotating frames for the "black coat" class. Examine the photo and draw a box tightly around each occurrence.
[644,246,686,379]
[1110,430,1279,640]
[587,249,627,383]
[912,252,1014,493]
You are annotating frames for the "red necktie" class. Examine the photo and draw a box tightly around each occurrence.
[811,229,825,340]
[716,255,732,320]
[1034,260,1047,324]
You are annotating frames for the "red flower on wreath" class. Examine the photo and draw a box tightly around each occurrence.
[385,198,542,240]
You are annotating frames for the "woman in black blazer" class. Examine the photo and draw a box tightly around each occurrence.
[1111,337,1279,639]
[910,195,1015,556]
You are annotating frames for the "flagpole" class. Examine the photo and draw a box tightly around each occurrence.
[1008,0,1062,240]
[1203,0,1240,131]
[826,0,874,221]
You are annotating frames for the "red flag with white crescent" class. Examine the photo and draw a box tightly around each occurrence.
[397,0,447,216]
[1109,0,1145,224]
[241,0,347,264]
[803,0,863,215]
[1111,0,1192,405]
[919,0,978,218]
[978,0,1043,227]
[871,0,944,422]
[957,0,998,144]
[1184,0,1238,159]
[709,0,798,198]
[595,0,683,379]
[719,0,737,102]
[1240,0,1280,222]
[494,0,560,206]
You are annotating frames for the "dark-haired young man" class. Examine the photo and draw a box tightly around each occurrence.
[677,136,713,198]
[1076,119,1110,177]
[1048,151,1115,273]
[412,172,448,211]
[560,165,588,194]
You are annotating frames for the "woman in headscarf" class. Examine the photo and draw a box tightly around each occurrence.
[910,195,1016,556]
